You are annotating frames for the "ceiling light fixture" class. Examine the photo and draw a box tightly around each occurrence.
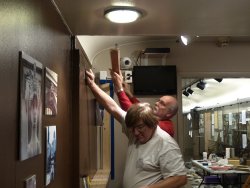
[214,78,223,83]
[196,80,206,90]
[187,88,194,95]
[180,36,189,46]
[180,35,199,46]
[183,90,189,97]
[104,6,142,23]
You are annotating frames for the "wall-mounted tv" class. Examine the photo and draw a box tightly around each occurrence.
[132,65,177,95]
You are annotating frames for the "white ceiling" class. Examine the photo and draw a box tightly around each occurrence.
[52,0,250,113]
[182,78,250,113]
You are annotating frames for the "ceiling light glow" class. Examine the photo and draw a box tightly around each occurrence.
[104,6,142,23]
[180,35,198,45]
[180,36,188,45]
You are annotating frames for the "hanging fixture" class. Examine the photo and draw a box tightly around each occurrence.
[104,6,142,23]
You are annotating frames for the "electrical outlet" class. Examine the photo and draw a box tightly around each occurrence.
[124,70,132,83]
[98,71,107,80]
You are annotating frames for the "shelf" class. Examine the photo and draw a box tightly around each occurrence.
[90,169,110,188]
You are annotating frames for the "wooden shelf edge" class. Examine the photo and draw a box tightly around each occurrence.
[90,169,110,188]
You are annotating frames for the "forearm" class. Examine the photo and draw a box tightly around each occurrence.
[129,96,140,103]
[88,82,124,122]
[117,91,133,111]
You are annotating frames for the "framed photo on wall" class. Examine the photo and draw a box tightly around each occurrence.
[45,67,58,115]
[45,125,57,186]
[19,51,43,161]
[25,174,36,188]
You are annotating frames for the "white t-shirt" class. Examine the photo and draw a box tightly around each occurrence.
[121,112,187,188]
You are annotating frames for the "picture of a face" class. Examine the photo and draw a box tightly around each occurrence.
[19,51,42,161]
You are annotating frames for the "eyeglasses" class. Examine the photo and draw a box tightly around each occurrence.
[130,124,146,133]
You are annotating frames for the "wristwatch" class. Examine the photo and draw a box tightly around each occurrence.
[116,88,124,93]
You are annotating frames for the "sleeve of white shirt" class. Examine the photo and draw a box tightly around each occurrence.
[119,110,129,136]
[159,140,187,178]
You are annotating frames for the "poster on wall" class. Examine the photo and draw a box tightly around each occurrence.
[45,67,58,115]
[25,174,36,188]
[19,51,43,161]
[45,125,57,186]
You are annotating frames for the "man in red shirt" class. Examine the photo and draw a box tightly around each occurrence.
[111,71,178,137]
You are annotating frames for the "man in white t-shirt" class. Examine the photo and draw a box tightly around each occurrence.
[86,69,187,188]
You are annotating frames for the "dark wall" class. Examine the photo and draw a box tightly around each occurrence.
[0,0,73,187]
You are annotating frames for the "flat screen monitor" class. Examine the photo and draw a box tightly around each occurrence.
[132,65,177,95]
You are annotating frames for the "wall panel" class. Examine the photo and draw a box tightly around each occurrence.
[0,0,72,187]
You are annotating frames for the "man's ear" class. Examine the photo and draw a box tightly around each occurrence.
[165,112,172,119]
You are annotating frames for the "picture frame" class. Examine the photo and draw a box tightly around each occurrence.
[45,125,57,186]
[25,174,36,188]
[19,51,43,161]
[45,67,58,115]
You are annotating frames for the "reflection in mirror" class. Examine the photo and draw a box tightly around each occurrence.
[182,78,250,161]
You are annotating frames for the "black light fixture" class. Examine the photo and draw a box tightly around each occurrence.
[187,87,194,94]
[196,80,206,90]
[183,90,189,97]
[214,78,223,83]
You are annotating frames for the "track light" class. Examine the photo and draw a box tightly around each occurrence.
[196,80,206,90]
[180,36,190,46]
[215,78,223,82]
[183,90,189,97]
[180,35,199,46]
[187,88,194,94]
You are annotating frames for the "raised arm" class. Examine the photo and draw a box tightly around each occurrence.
[110,71,139,111]
[123,82,140,104]
[85,69,124,123]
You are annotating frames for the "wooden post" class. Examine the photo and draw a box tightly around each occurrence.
[110,48,120,74]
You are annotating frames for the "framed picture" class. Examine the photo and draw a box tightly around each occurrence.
[19,51,43,161]
[45,125,57,186]
[45,67,58,115]
[25,174,36,188]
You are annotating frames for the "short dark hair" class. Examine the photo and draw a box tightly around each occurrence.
[125,103,158,128]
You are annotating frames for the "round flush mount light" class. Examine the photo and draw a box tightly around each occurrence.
[104,6,142,23]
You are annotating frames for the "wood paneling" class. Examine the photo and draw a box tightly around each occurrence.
[73,44,99,187]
